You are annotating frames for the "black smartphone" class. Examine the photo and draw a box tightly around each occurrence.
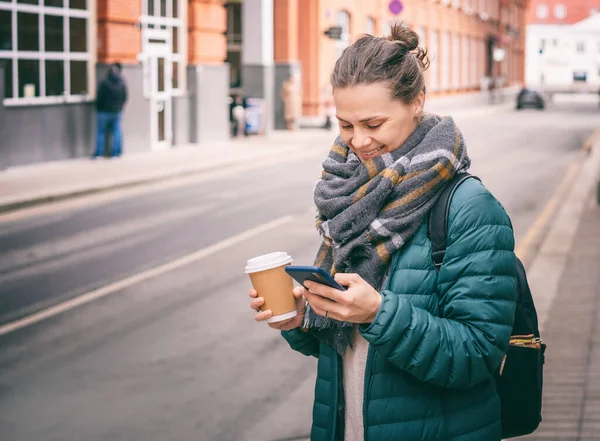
[284,265,347,291]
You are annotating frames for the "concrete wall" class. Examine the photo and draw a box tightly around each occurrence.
[0,64,94,169]
[172,94,192,145]
[188,64,230,144]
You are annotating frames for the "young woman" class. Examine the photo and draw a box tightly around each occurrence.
[249,24,517,441]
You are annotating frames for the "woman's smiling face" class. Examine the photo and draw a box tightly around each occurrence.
[334,83,424,162]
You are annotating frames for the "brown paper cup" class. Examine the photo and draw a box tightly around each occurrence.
[246,252,297,323]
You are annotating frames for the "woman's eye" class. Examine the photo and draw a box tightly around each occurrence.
[367,124,382,130]
[340,125,352,130]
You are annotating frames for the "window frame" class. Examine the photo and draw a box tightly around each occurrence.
[140,0,186,95]
[536,4,549,19]
[428,29,439,92]
[365,16,375,36]
[335,10,351,61]
[0,1,93,106]
[554,4,566,20]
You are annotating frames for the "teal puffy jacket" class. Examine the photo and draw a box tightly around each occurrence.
[282,178,518,441]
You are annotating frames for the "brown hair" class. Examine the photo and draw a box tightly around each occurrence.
[330,23,430,104]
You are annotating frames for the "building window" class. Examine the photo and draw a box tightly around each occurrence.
[452,34,460,89]
[470,37,477,87]
[478,0,487,16]
[0,1,92,104]
[416,26,426,48]
[429,29,439,92]
[335,10,351,60]
[441,31,450,90]
[461,35,469,88]
[225,2,242,89]
[141,0,185,93]
[536,4,548,19]
[365,16,375,36]
[573,71,587,82]
[577,42,585,53]
[554,4,566,19]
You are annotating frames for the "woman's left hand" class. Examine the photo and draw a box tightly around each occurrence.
[304,273,382,324]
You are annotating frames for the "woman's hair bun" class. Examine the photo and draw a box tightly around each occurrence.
[387,22,430,71]
[387,22,419,52]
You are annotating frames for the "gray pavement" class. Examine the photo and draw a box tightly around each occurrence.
[1,92,600,441]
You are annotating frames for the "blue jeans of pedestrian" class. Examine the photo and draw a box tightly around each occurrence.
[95,111,123,157]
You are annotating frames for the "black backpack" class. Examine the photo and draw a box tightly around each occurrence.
[428,173,546,439]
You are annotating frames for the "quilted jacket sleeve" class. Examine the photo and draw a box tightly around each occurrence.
[281,329,320,358]
[359,191,517,389]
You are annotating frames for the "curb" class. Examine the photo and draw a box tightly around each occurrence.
[525,131,600,331]
[0,144,315,215]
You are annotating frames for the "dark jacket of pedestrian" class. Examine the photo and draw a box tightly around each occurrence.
[96,67,128,113]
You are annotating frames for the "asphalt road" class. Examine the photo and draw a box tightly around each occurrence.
[0,99,598,441]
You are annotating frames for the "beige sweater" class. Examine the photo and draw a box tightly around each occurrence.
[343,326,370,441]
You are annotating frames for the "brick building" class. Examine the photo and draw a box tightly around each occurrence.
[0,0,528,168]
[527,0,600,24]
[525,0,600,88]
[0,0,227,168]
[226,0,529,124]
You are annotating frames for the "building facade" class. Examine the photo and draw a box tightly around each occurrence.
[0,0,528,168]
[0,0,228,168]
[525,0,600,89]
[242,0,529,119]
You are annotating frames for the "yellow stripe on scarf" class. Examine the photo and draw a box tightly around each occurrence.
[332,143,347,158]
[353,168,422,204]
[365,159,378,179]
[314,242,330,268]
[382,126,462,212]
[375,242,393,263]
[353,168,402,203]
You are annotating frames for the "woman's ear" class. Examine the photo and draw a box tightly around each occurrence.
[413,90,425,118]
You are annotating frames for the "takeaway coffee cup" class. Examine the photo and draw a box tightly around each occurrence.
[245,252,297,323]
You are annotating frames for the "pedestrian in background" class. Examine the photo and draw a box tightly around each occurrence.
[93,62,128,158]
[230,94,247,138]
[280,74,301,131]
[250,23,517,441]
[323,96,335,130]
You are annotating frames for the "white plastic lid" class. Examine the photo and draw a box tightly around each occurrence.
[245,252,293,273]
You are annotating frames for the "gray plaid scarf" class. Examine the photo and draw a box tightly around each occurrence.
[305,114,470,355]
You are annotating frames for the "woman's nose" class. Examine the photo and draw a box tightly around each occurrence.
[352,129,371,149]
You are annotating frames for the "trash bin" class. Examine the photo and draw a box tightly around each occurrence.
[245,98,266,135]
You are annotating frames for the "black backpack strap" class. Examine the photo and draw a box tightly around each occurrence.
[428,173,480,270]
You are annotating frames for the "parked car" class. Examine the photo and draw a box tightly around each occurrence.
[516,88,545,110]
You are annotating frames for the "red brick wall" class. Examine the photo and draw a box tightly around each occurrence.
[188,0,227,65]
[527,0,600,25]
[97,0,142,64]
[274,0,299,62]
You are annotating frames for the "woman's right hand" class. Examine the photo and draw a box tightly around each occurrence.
[249,286,307,331]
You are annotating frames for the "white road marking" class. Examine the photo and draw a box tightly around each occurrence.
[0,215,294,337]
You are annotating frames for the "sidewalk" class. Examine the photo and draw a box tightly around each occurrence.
[0,89,519,214]
[0,129,333,213]
[519,137,600,440]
